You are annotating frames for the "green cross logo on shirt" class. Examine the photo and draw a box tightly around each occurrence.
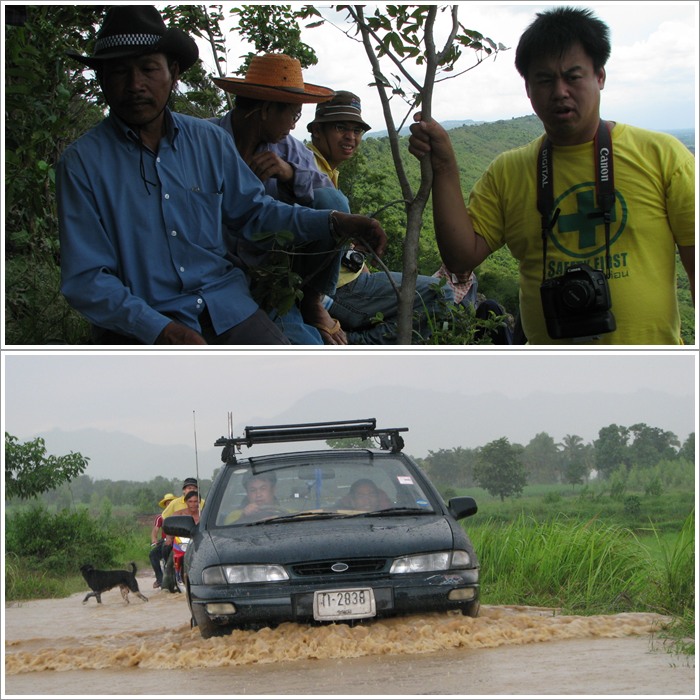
[551,183,625,258]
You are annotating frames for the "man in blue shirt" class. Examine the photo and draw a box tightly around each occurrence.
[57,5,385,344]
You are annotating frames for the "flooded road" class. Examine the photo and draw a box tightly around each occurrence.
[3,570,695,696]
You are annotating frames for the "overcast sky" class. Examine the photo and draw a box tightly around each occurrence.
[3,351,697,457]
[189,1,698,133]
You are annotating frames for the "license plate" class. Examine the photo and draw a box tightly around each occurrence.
[313,588,376,621]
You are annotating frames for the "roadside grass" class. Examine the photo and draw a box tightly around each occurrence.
[466,505,695,658]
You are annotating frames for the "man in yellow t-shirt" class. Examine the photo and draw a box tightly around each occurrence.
[162,477,205,519]
[408,7,694,345]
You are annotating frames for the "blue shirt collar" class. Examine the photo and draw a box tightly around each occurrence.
[107,107,180,150]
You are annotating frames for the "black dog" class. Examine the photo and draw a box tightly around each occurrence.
[80,562,149,605]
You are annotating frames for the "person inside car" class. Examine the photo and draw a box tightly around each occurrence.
[225,472,284,523]
[337,478,392,511]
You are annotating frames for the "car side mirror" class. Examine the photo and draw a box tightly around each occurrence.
[448,496,478,520]
[163,515,196,537]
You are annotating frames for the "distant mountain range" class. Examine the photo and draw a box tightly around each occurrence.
[367,117,695,154]
[25,385,694,484]
[368,118,485,138]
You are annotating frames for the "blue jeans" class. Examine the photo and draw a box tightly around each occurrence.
[269,305,323,345]
[328,271,455,344]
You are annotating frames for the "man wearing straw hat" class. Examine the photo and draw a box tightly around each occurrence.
[211,54,351,344]
[57,6,385,345]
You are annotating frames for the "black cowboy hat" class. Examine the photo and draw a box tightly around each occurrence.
[66,5,199,73]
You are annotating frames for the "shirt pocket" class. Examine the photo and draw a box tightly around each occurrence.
[183,188,224,251]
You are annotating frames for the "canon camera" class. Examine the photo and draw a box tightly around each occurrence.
[540,263,616,340]
[341,248,366,273]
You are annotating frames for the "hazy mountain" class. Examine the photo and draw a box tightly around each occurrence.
[28,386,694,483]
[367,118,484,138]
[33,428,223,483]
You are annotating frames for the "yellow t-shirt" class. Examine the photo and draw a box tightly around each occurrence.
[307,143,362,289]
[162,495,205,519]
[469,123,695,345]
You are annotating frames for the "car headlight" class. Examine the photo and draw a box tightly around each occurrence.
[390,550,471,574]
[221,564,289,583]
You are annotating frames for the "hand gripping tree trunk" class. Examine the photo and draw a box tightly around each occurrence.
[341,5,504,343]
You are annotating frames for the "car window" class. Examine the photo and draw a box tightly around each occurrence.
[211,454,436,526]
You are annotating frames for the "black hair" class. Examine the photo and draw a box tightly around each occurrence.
[242,471,277,488]
[233,95,263,112]
[514,6,611,78]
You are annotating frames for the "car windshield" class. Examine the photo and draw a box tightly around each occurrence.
[210,453,436,527]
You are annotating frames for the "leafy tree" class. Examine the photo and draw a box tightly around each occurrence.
[228,5,318,71]
[678,432,695,463]
[4,5,106,344]
[557,434,585,484]
[521,432,560,484]
[564,461,588,489]
[473,437,527,501]
[5,433,89,500]
[307,4,505,342]
[627,423,680,469]
[594,424,630,478]
[421,446,477,488]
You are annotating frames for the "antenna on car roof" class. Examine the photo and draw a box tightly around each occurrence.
[193,411,201,507]
[216,412,240,464]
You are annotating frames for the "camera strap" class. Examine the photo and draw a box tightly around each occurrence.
[537,120,616,281]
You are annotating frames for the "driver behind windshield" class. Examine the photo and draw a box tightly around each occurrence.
[225,472,281,523]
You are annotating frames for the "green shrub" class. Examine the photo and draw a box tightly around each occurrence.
[624,495,642,518]
[5,504,121,574]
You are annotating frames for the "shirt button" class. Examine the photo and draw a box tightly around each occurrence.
[197,298,203,306]
[171,230,177,237]
[180,266,185,272]
[164,193,170,200]
[156,157,161,163]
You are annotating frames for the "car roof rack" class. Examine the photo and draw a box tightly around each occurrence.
[215,418,408,462]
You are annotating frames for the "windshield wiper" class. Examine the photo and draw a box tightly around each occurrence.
[245,511,346,525]
[346,507,434,518]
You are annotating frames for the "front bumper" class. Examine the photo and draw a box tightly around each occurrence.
[188,568,480,628]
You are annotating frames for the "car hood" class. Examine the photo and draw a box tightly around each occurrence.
[206,515,459,565]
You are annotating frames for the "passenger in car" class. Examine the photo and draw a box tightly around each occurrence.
[337,479,392,511]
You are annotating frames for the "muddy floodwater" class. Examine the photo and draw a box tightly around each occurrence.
[3,569,696,697]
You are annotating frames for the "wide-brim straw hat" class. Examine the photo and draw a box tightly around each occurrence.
[307,90,371,132]
[66,5,199,73]
[212,53,334,104]
[159,493,177,509]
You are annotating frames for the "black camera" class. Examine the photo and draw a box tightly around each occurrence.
[341,248,365,273]
[540,263,616,340]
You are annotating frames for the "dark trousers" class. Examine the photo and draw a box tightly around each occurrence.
[149,540,164,585]
[92,308,291,345]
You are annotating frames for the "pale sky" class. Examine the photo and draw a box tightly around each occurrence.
[3,352,697,461]
[191,1,698,133]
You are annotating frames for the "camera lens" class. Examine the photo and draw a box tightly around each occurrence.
[560,279,595,310]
